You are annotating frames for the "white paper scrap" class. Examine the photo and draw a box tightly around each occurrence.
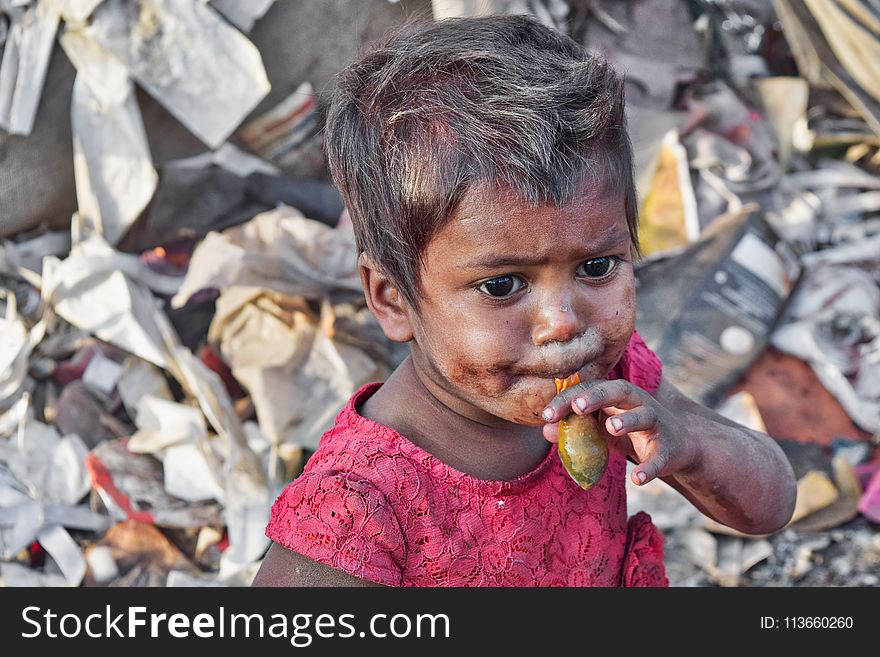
[82,352,124,395]
[55,0,105,23]
[37,524,87,587]
[42,242,175,369]
[117,357,172,419]
[62,26,158,246]
[86,0,270,148]
[45,434,91,505]
[0,485,44,559]
[85,544,119,584]
[162,442,224,503]
[0,561,67,586]
[129,395,206,453]
[0,1,60,135]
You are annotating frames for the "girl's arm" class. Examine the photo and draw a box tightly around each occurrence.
[651,377,797,535]
[251,543,385,587]
[542,375,797,535]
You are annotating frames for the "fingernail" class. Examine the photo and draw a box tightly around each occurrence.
[542,408,553,421]
[574,398,587,411]
[635,471,647,484]
[610,418,622,432]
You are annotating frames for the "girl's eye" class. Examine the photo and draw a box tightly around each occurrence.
[477,275,524,298]
[577,257,618,279]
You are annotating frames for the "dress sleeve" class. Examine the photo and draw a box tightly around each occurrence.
[265,471,406,586]
[619,511,668,587]
[616,330,663,396]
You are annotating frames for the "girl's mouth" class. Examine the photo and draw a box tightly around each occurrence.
[521,365,587,381]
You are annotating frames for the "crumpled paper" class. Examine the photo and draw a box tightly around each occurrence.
[0,292,46,411]
[771,234,880,434]
[172,206,393,453]
[0,0,60,135]
[61,26,158,246]
[172,205,363,306]
[82,0,270,148]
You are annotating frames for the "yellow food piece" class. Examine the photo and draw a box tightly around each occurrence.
[554,373,608,490]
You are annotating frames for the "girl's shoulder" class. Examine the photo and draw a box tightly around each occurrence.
[264,383,415,586]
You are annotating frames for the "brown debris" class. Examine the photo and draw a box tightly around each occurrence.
[83,520,200,587]
[725,347,874,444]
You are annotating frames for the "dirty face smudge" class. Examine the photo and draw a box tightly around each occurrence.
[406,183,636,428]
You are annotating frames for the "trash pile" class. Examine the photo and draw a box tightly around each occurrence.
[1,0,878,587]
[574,0,880,586]
[0,0,409,587]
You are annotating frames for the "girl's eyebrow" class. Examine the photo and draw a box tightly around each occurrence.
[463,233,630,270]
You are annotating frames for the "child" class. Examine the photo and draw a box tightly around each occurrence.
[252,15,796,587]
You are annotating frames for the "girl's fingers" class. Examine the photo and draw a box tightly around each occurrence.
[541,379,647,423]
[604,406,658,436]
[631,450,668,486]
[540,385,585,423]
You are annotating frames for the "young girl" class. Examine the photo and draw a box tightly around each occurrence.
[252,15,796,587]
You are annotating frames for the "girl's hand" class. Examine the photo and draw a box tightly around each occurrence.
[540,379,700,486]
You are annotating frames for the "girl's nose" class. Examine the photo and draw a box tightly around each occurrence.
[532,299,584,346]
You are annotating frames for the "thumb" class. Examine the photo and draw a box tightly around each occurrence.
[542,421,559,444]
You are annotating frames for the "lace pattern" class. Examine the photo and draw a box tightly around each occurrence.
[266,330,667,586]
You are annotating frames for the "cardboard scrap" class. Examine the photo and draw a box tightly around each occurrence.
[789,470,839,525]
[83,519,199,587]
[790,454,863,532]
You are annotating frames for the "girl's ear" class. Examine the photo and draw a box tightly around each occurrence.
[359,253,414,343]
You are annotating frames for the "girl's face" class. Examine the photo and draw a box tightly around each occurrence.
[407,183,636,428]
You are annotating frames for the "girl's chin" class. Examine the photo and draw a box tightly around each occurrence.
[503,392,557,426]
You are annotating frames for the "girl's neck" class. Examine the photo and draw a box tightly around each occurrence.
[358,357,550,481]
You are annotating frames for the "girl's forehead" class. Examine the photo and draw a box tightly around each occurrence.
[424,185,629,268]
[455,179,619,223]
[457,183,624,234]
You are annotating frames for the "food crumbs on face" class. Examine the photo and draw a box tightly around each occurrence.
[553,373,608,490]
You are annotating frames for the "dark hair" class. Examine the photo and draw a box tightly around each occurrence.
[325,14,638,310]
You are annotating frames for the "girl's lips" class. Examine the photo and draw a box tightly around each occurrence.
[516,373,582,402]
[525,366,586,382]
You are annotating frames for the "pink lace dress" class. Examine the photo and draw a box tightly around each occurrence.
[266,331,668,586]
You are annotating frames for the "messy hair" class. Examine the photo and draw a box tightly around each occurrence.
[325,14,639,311]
